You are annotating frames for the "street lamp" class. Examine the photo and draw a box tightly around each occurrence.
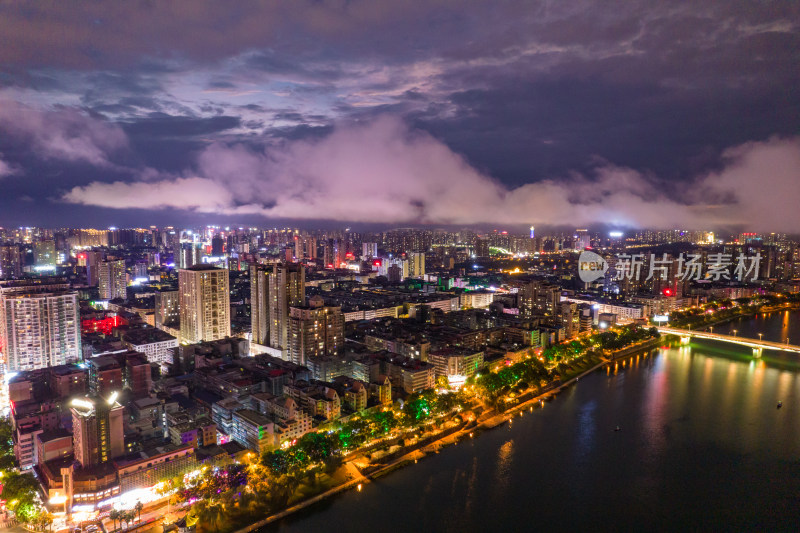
[709,327,713,334]
[733,329,737,337]
[758,333,763,342]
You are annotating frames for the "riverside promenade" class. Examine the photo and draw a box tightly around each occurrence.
[234,336,665,533]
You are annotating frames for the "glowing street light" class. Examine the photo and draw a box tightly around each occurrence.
[733,329,737,337]
[758,333,763,342]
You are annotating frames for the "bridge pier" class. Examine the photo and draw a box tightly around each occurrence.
[753,347,763,358]
[680,335,691,345]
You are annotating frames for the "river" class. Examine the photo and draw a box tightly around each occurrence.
[266,310,800,532]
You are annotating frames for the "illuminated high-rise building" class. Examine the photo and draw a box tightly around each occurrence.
[474,237,489,258]
[179,243,203,269]
[70,394,124,468]
[179,264,231,343]
[409,252,426,277]
[0,279,81,371]
[79,250,103,287]
[269,263,305,353]
[154,289,180,331]
[86,355,123,398]
[250,264,271,346]
[380,258,408,280]
[304,237,316,260]
[293,236,303,261]
[72,229,109,248]
[98,259,126,300]
[133,262,148,279]
[292,234,316,261]
[34,240,56,270]
[519,281,561,318]
[323,239,344,268]
[362,242,378,259]
[575,229,590,250]
[287,296,344,366]
[0,244,22,279]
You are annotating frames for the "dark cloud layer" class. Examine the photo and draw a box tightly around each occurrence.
[0,1,798,230]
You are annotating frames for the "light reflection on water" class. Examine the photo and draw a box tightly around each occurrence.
[268,310,800,533]
[490,439,514,506]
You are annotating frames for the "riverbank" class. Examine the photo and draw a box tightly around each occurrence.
[233,335,667,533]
[609,336,666,359]
[258,314,800,532]
[672,302,800,332]
[235,419,471,532]
[702,303,800,331]
[487,336,666,424]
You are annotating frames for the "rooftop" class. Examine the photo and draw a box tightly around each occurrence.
[49,364,85,377]
[123,327,177,344]
[37,428,72,442]
[234,408,272,427]
[88,355,121,370]
[184,264,226,272]
[133,397,163,408]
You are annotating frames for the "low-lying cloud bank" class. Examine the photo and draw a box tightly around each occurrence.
[58,115,800,231]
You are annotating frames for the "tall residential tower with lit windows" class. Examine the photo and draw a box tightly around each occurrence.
[269,263,305,353]
[98,259,126,300]
[179,264,231,343]
[0,279,81,371]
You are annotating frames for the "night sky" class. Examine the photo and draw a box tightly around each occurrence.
[0,2,798,231]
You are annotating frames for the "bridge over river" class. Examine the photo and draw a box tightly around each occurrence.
[657,327,800,358]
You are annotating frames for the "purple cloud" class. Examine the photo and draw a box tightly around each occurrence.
[63,177,233,211]
[62,115,800,232]
[0,156,17,178]
[0,2,797,228]
[0,99,128,167]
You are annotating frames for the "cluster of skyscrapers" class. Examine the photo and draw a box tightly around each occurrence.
[0,223,798,518]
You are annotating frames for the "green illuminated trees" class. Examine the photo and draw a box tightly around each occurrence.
[474,326,658,402]
[0,417,16,472]
[3,470,42,524]
[195,500,225,533]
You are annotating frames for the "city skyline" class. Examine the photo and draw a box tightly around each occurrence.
[2,3,800,532]
[1,224,798,241]
[0,2,798,230]
[1,185,799,531]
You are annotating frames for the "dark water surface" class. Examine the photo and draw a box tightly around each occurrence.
[267,311,800,532]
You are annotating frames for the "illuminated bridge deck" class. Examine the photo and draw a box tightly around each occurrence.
[657,327,800,355]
